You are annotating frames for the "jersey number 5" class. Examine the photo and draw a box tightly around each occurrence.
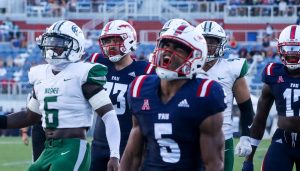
[154,123,181,163]
[44,96,58,128]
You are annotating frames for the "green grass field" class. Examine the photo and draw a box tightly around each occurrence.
[0,137,293,171]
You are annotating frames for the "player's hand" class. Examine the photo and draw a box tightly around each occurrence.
[107,157,119,171]
[235,136,252,157]
[21,132,29,146]
[242,160,254,171]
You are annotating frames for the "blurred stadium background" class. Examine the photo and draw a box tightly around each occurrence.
[0,0,297,170]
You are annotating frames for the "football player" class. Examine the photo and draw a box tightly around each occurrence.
[120,25,226,171]
[196,21,255,171]
[88,20,155,171]
[243,25,300,171]
[0,20,121,171]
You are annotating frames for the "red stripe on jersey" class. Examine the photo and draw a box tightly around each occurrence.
[197,79,213,97]
[261,151,267,171]
[175,25,188,35]
[204,81,213,97]
[130,77,139,97]
[196,79,207,97]
[136,76,147,97]
[265,63,275,76]
[90,53,99,63]
[145,63,155,74]
[290,25,297,39]
[130,75,148,97]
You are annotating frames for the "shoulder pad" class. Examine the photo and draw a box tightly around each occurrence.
[262,63,285,84]
[196,79,215,97]
[144,63,156,74]
[28,64,47,85]
[85,63,108,85]
[263,63,284,76]
[226,58,248,78]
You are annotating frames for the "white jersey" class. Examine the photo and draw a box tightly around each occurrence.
[203,58,248,140]
[28,61,107,129]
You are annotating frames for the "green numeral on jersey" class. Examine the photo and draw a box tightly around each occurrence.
[44,96,58,128]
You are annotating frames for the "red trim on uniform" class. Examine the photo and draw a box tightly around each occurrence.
[265,63,275,76]
[130,75,148,97]
[145,63,155,74]
[197,79,214,97]
[290,25,297,39]
[136,76,147,97]
[204,81,213,97]
[261,149,268,171]
[197,79,207,97]
[90,53,100,63]
[175,25,188,35]
[270,63,275,75]
[130,77,139,97]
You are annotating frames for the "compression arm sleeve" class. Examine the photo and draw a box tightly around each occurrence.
[238,98,254,136]
[102,110,121,159]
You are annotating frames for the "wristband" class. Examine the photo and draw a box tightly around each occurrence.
[250,138,261,146]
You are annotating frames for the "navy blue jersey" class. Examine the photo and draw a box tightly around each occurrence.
[262,63,300,117]
[128,75,226,171]
[89,53,155,154]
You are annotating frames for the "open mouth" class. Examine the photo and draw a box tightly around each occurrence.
[285,55,300,63]
[162,54,171,66]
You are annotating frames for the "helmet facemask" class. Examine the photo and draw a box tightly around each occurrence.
[41,33,80,70]
[153,38,197,80]
[204,36,226,62]
[278,42,300,70]
[99,20,137,63]
[99,35,127,62]
[196,21,227,62]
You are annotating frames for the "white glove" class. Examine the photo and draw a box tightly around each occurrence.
[235,136,252,157]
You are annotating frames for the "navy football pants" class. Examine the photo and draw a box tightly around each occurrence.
[90,142,110,171]
[262,129,300,171]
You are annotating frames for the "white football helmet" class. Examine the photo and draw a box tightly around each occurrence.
[39,20,85,68]
[152,25,207,80]
[196,21,227,62]
[159,18,190,37]
[99,20,137,62]
[278,25,300,70]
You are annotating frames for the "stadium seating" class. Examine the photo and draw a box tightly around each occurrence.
[0,0,294,97]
